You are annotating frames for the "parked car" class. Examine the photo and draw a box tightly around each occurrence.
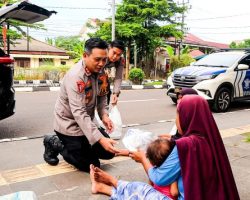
[166,49,250,112]
[0,0,55,120]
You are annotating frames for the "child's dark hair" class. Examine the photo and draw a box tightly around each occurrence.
[85,38,108,54]
[146,138,174,167]
[110,40,125,51]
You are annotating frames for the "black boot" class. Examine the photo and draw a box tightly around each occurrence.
[43,135,64,166]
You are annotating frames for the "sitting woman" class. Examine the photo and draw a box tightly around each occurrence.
[90,95,240,200]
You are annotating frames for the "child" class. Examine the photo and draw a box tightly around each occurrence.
[116,138,178,200]
[146,138,178,200]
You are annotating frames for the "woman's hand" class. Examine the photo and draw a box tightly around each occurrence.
[129,150,146,163]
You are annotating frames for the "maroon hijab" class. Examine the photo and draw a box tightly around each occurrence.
[176,95,239,200]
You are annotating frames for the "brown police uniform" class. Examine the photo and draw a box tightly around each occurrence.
[104,57,125,103]
[54,60,114,172]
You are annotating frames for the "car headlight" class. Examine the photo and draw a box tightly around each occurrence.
[196,74,218,81]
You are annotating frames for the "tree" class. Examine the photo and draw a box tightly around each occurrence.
[92,0,185,79]
[47,36,85,62]
[230,39,250,48]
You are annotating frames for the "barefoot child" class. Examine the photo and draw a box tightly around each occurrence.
[146,139,178,200]
[116,139,178,199]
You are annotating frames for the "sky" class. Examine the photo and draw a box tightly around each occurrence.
[29,0,250,45]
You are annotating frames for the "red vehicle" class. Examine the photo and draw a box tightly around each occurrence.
[0,1,55,120]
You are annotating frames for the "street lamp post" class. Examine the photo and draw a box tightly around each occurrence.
[111,0,115,40]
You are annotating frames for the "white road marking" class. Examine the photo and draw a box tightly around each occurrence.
[119,99,158,103]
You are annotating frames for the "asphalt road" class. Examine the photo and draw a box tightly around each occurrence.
[0,89,250,139]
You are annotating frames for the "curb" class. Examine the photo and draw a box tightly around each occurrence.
[13,80,166,92]
[1,119,250,143]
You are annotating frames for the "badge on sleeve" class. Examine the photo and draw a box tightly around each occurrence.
[76,80,86,93]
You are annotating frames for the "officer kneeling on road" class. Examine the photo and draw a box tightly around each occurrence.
[43,38,119,173]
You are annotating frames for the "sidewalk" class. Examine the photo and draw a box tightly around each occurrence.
[13,80,166,92]
[0,124,249,199]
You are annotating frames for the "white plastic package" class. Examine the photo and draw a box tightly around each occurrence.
[0,191,37,200]
[109,106,123,139]
[94,106,123,140]
[169,124,177,135]
[122,129,157,151]
[94,110,105,129]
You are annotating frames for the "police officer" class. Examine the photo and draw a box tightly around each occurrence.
[104,40,125,105]
[43,38,119,172]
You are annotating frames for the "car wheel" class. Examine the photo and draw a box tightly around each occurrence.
[170,97,177,104]
[213,87,231,112]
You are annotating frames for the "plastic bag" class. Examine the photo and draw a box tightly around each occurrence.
[169,124,177,135]
[122,129,157,151]
[109,106,123,139]
[94,110,105,129]
[0,191,37,200]
[94,106,123,140]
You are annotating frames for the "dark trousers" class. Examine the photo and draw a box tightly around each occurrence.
[107,81,111,105]
[55,128,115,172]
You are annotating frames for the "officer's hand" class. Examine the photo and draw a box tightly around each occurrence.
[111,94,118,105]
[102,114,114,133]
[99,137,119,154]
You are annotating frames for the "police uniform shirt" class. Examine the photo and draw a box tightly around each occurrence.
[54,60,109,145]
[104,57,125,95]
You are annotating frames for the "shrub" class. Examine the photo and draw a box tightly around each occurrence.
[128,68,145,84]
[170,54,195,72]
[14,65,71,81]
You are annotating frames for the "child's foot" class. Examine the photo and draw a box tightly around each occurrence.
[90,165,113,196]
[90,164,104,194]
[93,166,117,187]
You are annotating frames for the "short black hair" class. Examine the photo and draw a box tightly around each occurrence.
[85,38,108,54]
[110,39,125,52]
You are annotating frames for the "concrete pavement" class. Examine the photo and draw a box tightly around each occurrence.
[0,124,249,199]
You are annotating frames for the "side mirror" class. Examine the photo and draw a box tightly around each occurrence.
[237,64,249,70]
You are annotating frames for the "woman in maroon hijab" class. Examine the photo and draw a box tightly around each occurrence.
[175,95,239,200]
[89,95,239,200]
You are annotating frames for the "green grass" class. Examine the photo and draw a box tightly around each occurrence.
[144,81,165,86]
[242,132,250,142]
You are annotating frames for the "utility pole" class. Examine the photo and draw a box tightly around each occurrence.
[134,41,137,68]
[111,0,115,41]
[27,26,29,51]
[176,0,191,55]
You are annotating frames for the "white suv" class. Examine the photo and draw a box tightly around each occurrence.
[166,49,250,112]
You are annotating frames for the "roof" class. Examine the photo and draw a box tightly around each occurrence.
[9,38,68,56]
[167,33,229,49]
[189,49,205,58]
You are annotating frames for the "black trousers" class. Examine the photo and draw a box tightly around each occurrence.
[107,80,111,105]
[55,128,115,172]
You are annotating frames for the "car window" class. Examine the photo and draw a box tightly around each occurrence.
[239,55,250,67]
[193,53,243,68]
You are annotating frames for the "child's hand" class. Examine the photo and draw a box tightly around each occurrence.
[129,150,146,163]
[115,149,130,156]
